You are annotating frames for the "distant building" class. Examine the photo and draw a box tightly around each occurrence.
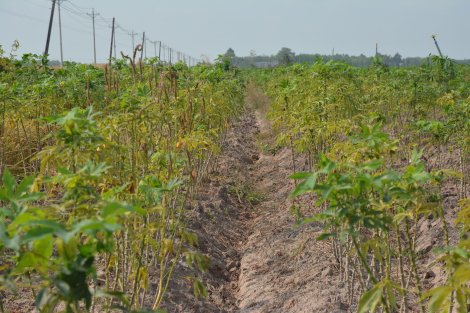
[253,60,279,68]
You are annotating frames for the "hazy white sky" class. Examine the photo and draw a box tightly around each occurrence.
[1,0,469,63]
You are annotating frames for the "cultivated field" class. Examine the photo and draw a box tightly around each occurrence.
[1,48,470,313]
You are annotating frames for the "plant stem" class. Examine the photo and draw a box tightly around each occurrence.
[395,223,408,313]
[352,236,391,313]
[16,119,27,176]
[130,233,146,308]
[404,217,425,313]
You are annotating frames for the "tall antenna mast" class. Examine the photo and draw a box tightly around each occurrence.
[431,34,443,56]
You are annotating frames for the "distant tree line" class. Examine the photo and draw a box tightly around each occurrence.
[223,47,470,68]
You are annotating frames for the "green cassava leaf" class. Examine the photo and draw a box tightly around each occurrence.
[101,202,134,218]
[423,286,453,313]
[13,175,35,197]
[289,173,317,198]
[17,192,43,202]
[36,288,48,309]
[96,290,130,306]
[193,279,208,299]
[2,168,16,197]
[0,207,14,219]
[289,172,314,179]
[360,159,384,171]
[316,233,336,240]
[0,188,10,202]
[54,280,70,297]
[20,227,57,243]
[358,283,383,313]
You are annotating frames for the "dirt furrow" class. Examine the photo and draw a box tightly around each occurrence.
[158,111,352,312]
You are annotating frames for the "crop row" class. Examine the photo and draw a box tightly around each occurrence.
[256,56,470,312]
[0,46,244,312]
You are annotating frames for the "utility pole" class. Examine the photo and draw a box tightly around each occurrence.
[131,30,135,50]
[92,9,96,64]
[57,0,64,66]
[141,32,145,60]
[87,9,98,64]
[113,26,117,59]
[44,0,56,56]
[332,47,334,59]
[375,43,378,57]
[431,34,443,56]
[158,41,161,61]
[109,17,114,65]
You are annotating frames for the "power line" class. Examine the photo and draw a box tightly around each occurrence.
[3,1,201,65]
[0,8,49,24]
[66,1,93,12]
[0,8,127,46]
[60,4,89,17]
[60,9,93,28]
[21,0,50,9]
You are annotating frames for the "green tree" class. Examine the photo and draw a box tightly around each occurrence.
[277,47,295,65]
[392,53,403,67]
[225,48,235,57]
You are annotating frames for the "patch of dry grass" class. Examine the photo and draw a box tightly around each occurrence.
[244,81,270,114]
[2,119,52,176]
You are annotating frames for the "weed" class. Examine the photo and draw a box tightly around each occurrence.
[289,203,303,222]
[244,80,270,112]
[427,191,440,203]
[207,210,216,221]
[256,141,282,156]
[290,240,307,257]
[228,181,266,205]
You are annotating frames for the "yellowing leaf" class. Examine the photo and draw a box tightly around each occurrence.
[161,238,174,257]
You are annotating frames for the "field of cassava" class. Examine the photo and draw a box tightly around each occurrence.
[1,42,470,313]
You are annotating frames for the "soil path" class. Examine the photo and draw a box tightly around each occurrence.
[155,110,352,313]
[233,112,350,313]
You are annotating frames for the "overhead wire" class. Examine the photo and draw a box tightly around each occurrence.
[0,8,128,46]
[60,4,89,17]
[21,0,50,9]
[4,1,200,63]
[66,1,93,13]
